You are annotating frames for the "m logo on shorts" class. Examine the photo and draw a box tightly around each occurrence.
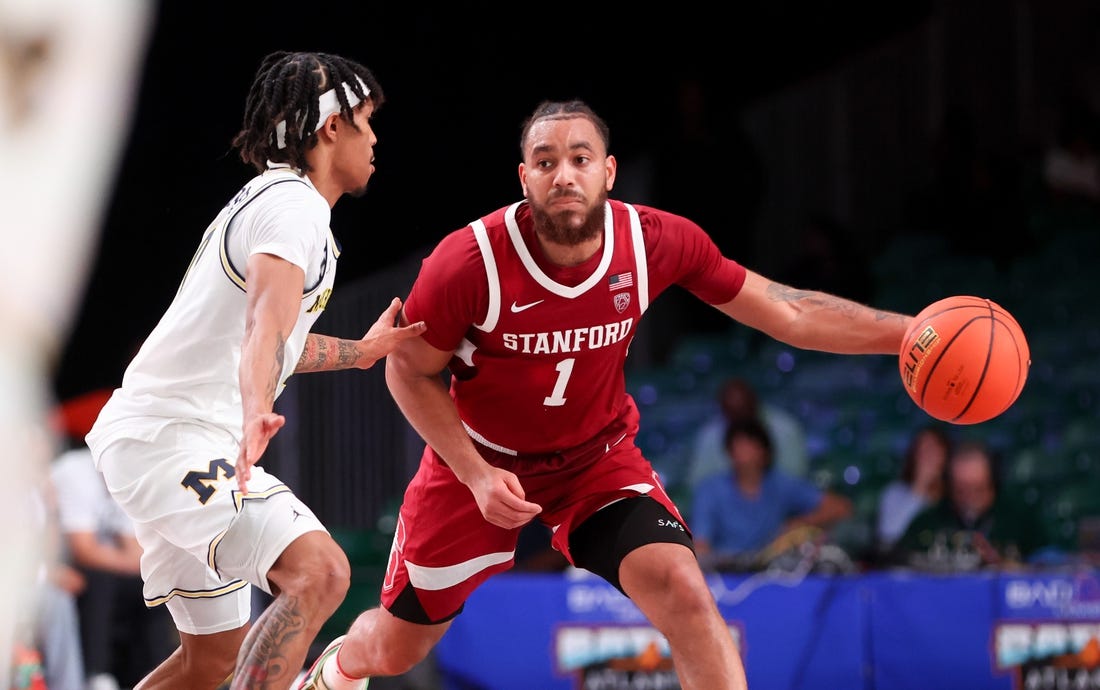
[181,458,236,504]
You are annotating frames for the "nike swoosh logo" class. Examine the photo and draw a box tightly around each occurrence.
[604,432,629,453]
[510,300,544,313]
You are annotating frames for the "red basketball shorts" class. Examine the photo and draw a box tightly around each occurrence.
[379,414,682,623]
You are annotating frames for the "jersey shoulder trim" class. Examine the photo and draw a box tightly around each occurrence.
[219,177,317,292]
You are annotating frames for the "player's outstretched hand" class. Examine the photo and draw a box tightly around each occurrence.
[236,412,286,494]
[353,297,427,370]
[467,466,542,530]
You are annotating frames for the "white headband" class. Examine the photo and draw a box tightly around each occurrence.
[274,76,370,149]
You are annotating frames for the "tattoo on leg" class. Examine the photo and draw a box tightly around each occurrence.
[231,595,307,690]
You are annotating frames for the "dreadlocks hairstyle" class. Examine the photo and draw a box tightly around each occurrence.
[232,51,384,173]
[518,100,611,159]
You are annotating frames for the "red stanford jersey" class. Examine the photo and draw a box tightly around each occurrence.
[403,200,746,455]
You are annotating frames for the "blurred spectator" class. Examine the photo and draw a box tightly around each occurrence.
[887,440,1063,572]
[684,377,808,491]
[690,417,852,572]
[50,391,177,690]
[1041,95,1100,205]
[32,470,87,690]
[13,424,85,690]
[775,214,875,306]
[874,425,952,558]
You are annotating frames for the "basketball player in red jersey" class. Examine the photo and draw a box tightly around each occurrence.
[300,100,914,690]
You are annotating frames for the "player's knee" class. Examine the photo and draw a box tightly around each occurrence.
[304,550,352,605]
[372,641,434,677]
[660,559,715,616]
[347,609,440,676]
[626,551,713,618]
[274,542,351,608]
[179,642,238,686]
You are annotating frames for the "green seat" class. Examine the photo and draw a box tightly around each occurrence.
[1047,482,1100,523]
[1004,445,1075,486]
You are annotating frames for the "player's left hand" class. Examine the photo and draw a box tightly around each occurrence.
[466,466,542,529]
[353,297,427,369]
[236,412,286,494]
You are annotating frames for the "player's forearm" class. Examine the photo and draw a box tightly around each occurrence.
[765,284,912,355]
[385,366,491,485]
[295,333,367,373]
[239,321,283,420]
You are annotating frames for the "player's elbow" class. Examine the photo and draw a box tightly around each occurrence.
[384,347,414,388]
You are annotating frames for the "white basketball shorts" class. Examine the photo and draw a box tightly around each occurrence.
[93,422,326,635]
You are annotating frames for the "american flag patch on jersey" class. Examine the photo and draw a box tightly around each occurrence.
[608,272,633,290]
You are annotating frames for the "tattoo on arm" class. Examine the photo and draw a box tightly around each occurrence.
[766,282,907,324]
[296,334,363,372]
[296,334,329,372]
[266,335,285,406]
[765,283,815,303]
[766,282,860,318]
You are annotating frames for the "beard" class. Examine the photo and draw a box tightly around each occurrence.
[529,187,608,246]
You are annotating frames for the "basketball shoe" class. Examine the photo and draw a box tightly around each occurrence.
[297,635,368,690]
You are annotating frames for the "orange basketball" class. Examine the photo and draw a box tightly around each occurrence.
[899,295,1030,425]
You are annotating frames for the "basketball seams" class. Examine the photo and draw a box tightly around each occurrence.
[901,295,1029,425]
[947,313,996,423]
[994,315,1030,404]
[916,315,993,413]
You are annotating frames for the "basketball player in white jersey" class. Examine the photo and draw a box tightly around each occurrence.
[301,101,915,690]
[85,51,426,690]
[0,0,152,684]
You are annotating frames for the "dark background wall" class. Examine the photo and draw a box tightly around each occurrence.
[53,0,941,400]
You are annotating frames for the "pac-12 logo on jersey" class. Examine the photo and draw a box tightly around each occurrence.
[613,292,631,314]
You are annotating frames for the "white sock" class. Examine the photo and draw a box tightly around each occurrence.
[320,646,368,690]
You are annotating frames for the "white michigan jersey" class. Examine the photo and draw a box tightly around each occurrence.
[88,168,339,455]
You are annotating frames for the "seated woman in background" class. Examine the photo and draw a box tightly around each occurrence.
[887,440,1063,571]
[874,425,952,560]
[690,417,853,572]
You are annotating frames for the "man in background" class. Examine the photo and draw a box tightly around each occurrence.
[889,440,1061,571]
[691,418,852,571]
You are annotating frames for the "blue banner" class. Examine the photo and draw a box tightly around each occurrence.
[435,569,1100,690]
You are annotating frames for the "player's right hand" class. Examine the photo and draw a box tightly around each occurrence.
[351,297,427,370]
[467,466,542,529]
[235,412,286,494]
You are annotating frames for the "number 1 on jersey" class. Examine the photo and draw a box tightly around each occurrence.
[544,358,574,407]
